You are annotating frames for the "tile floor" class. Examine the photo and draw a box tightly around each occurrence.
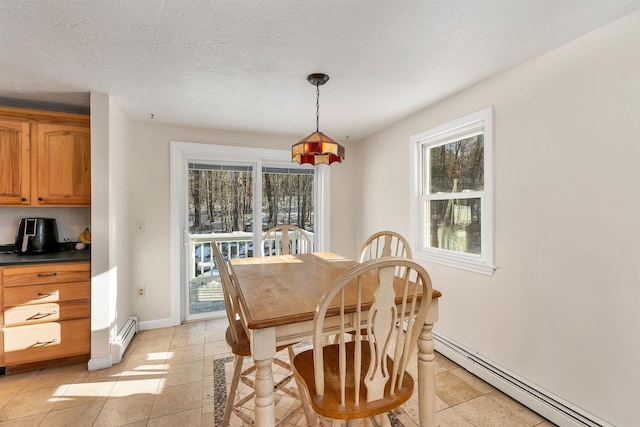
[0,319,556,426]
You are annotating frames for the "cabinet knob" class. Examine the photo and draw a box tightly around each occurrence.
[21,197,27,202]
[38,197,43,201]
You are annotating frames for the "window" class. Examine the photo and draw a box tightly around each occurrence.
[410,107,495,275]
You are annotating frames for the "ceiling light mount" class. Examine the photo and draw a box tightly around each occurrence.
[292,73,345,166]
[307,73,330,86]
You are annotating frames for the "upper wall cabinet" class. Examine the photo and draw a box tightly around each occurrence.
[36,124,91,205]
[0,119,30,204]
[0,106,90,207]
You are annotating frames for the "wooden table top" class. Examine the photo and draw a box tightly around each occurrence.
[230,252,441,330]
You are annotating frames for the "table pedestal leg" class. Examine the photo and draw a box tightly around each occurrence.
[251,327,276,427]
[418,321,435,426]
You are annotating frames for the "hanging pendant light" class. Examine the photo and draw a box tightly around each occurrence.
[292,73,345,165]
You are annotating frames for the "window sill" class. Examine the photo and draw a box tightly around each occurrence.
[415,249,496,276]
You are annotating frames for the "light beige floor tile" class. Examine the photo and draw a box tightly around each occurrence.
[450,367,495,394]
[204,340,218,357]
[92,394,155,427]
[0,372,38,396]
[202,395,215,414]
[0,396,10,412]
[130,335,174,354]
[52,377,116,410]
[161,359,204,388]
[174,321,206,336]
[403,387,449,421]
[534,421,558,426]
[435,407,475,426]
[40,400,103,427]
[137,326,176,340]
[110,375,162,397]
[435,351,460,370]
[436,370,483,407]
[0,386,61,421]
[0,413,46,426]
[201,410,216,425]
[454,395,529,427]
[164,344,205,366]
[150,380,203,419]
[486,390,546,425]
[120,351,169,375]
[148,407,203,427]
[21,364,86,393]
[73,361,125,382]
[170,330,205,349]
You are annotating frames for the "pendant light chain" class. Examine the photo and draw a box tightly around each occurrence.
[315,83,320,133]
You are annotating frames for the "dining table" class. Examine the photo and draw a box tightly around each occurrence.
[229,251,441,427]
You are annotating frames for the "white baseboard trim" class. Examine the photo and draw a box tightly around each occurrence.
[87,355,112,371]
[433,332,613,427]
[138,317,179,331]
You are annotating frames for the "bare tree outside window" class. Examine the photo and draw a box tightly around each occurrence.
[188,165,314,235]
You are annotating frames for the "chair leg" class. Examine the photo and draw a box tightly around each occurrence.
[222,354,244,427]
[288,346,317,427]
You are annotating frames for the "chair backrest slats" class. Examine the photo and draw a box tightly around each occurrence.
[358,231,412,262]
[312,257,433,406]
[211,241,243,345]
[263,225,312,256]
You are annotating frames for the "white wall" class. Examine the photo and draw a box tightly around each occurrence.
[88,93,134,370]
[354,11,640,427]
[128,121,357,323]
[88,93,111,368]
[108,98,133,339]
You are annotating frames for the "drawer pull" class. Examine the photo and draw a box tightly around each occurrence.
[37,291,58,297]
[28,311,58,320]
[37,272,58,277]
[34,338,58,346]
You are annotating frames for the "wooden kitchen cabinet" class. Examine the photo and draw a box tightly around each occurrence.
[0,262,91,370]
[0,106,90,207]
[0,119,31,204]
[36,123,91,205]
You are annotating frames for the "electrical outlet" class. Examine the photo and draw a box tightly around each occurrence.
[137,287,145,297]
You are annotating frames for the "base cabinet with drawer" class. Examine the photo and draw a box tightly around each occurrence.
[0,262,91,371]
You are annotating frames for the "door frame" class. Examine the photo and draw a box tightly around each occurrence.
[170,141,331,324]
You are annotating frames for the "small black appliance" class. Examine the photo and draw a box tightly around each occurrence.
[14,217,59,254]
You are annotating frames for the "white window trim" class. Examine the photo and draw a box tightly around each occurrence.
[409,107,496,276]
[169,141,331,324]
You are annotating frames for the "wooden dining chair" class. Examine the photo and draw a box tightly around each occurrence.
[263,224,312,256]
[292,257,433,427]
[358,230,412,262]
[212,242,313,426]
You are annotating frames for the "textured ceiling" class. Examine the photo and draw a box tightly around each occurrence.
[2,0,640,142]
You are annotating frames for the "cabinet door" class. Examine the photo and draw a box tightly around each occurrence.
[36,123,90,205]
[0,119,30,205]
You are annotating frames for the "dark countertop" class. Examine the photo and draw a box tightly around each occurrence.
[0,250,91,266]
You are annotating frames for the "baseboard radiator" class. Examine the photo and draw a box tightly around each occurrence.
[110,316,139,364]
[433,332,612,427]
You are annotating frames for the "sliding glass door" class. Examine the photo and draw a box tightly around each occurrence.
[185,161,316,320]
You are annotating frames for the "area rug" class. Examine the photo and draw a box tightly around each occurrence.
[213,356,405,426]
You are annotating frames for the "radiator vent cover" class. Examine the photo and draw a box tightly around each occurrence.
[110,316,138,364]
